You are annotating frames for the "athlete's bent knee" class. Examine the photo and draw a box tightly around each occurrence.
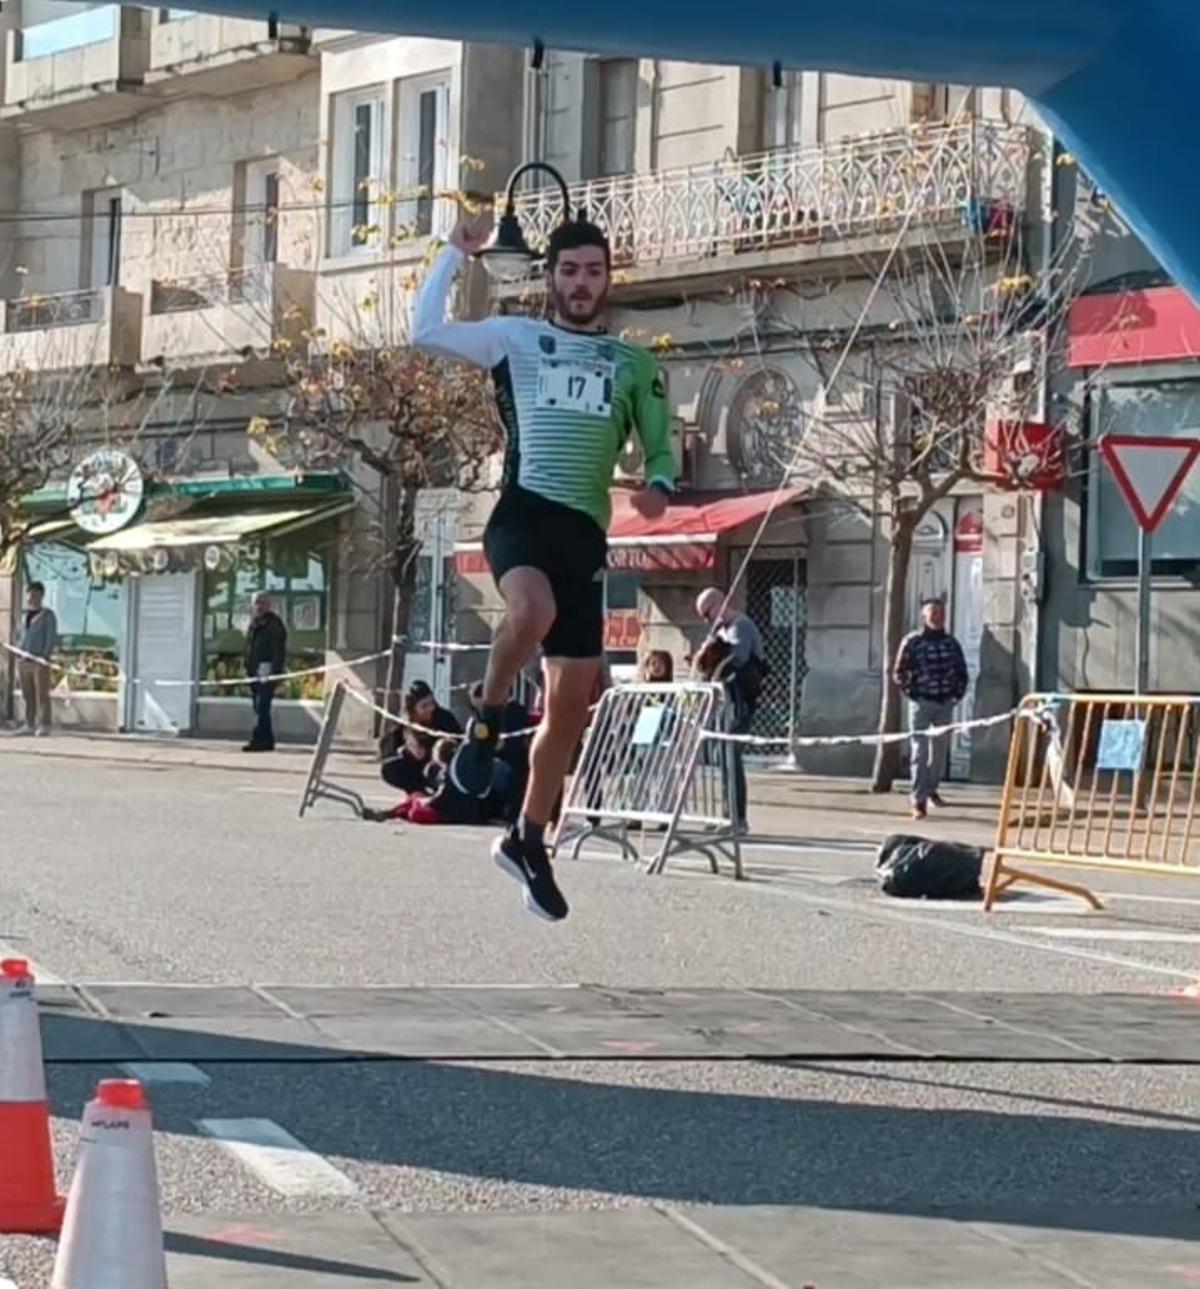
[504,592,555,643]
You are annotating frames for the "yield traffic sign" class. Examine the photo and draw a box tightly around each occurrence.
[1099,434,1200,533]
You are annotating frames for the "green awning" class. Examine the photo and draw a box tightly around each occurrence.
[21,472,349,512]
[87,499,354,552]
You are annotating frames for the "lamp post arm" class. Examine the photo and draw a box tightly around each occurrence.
[502,160,571,225]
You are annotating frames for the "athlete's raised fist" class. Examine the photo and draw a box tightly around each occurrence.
[630,485,669,521]
[450,214,494,257]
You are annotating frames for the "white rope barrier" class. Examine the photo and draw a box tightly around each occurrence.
[0,635,490,692]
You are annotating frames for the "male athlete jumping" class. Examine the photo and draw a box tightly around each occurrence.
[412,215,675,921]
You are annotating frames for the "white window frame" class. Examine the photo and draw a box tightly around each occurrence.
[330,86,387,258]
[763,69,802,152]
[242,158,280,269]
[596,58,637,177]
[396,72,453,242]
[84,187,123,292]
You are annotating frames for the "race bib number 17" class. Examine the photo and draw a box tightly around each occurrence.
[536,358,614,417]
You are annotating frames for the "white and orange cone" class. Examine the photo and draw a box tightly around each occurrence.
[51,1079,167,1289]
[0,957,64,1233]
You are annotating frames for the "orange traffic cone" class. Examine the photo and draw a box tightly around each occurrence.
[0,957,64,1233]
[51,1079,167,1289]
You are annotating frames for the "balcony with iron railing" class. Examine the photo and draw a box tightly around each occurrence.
[0,286,143,371]
[142,262,316,365]
[145,11,312,97]
[503,121,1034,293]
[2,6,151,128]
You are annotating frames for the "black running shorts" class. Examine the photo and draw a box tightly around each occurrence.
[483,486,607,659]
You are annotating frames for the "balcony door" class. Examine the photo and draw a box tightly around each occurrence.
[244,160,280,268]
[86,188,123,292]
[398,74,452,240]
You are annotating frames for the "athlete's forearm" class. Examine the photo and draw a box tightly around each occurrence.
[411,246,506,368]
[634,364,677,491]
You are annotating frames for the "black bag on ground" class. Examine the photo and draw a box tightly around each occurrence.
[875,833,984,900]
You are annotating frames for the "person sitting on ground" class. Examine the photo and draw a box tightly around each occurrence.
[469,681,532,824]
[642,649,674,684]
[366,737,518,826]
[379,680,462,794]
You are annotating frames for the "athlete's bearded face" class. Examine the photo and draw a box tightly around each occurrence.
[549,246,610,328]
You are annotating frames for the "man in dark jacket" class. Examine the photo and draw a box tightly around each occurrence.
[244,591,288,751]
[893,596,969,819]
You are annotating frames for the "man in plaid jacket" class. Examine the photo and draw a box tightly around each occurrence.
[893,597,969,819]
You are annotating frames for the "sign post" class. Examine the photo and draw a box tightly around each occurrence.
[1099,435,1200,693]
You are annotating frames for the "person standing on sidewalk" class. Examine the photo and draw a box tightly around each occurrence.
[243,592,287,752]
[696,587,767,834]
[13,580,57,736]
[893,596,968,820]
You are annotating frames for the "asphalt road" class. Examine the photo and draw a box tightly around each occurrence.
[2,751,1200,1287]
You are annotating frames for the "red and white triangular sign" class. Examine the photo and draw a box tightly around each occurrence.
[1099,435,1200,533]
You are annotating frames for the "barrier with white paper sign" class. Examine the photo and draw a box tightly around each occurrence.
[987,693,1200,911]
[554,681,742,879]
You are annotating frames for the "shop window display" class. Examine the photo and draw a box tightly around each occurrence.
[22,542,122,693]
[201,527,333,701]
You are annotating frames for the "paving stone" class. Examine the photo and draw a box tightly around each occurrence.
[165,1213,429,1286]
[384,1207,763,1288]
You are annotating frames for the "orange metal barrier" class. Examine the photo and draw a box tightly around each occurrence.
[987,693,1200,911]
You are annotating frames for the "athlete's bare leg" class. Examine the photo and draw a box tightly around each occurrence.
[522,655,602,827]
[451,566,553,797]
[483,567,556,706]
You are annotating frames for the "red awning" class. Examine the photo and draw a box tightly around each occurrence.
[608,487,805,544]
[1068,286,1200,369]
[454,487,805,575]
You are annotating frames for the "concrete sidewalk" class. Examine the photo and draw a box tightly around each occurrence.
[0,726,1001,849]
[157,1203,1199,1288]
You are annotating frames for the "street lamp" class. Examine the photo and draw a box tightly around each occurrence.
[478,161,573,283]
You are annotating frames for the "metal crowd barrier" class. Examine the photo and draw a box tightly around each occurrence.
[554,681,743,878]
[299,682,365,818]
[987,692,1200,911]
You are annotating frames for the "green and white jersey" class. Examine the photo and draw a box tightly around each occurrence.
[412,247,676,531]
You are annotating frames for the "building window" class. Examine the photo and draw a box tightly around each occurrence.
[84,189,123,290]
[596,59,637,177]
[330,88,386,256]
[762,69,802,151]
[236,158,280,269]
[201,526,335,701]
[397,74,451,239]
[1086,379,1200,579]
[158,8,197,19]
[20,5,117,60]
[22,541,122,692]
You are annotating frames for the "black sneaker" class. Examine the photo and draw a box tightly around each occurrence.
[491,830,569,922]
[450,716,500,798]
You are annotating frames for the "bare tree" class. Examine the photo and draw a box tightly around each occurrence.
[747,182,1114,789]
[264,254,501,704]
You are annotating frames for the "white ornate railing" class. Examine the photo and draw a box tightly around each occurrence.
[150,263,273,315]
[509,121,1033,272]
[5,287,107,332]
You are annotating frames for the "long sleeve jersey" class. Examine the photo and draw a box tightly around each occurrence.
[412,246,676,531]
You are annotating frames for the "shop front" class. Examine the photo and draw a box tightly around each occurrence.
[452,487,806,693]
[15,470,354,740]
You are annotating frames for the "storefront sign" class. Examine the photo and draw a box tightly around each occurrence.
[604,610,642,651]
[67,450,144,535]
[454,542,715,576]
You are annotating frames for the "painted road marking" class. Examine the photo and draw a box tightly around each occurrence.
[1101,890,1200,909]
[0,940,65,986]
[1023,927,1200,944]
[753,882,1195,982]
[198,1119,358,1198]
[121,1062,212,1087]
